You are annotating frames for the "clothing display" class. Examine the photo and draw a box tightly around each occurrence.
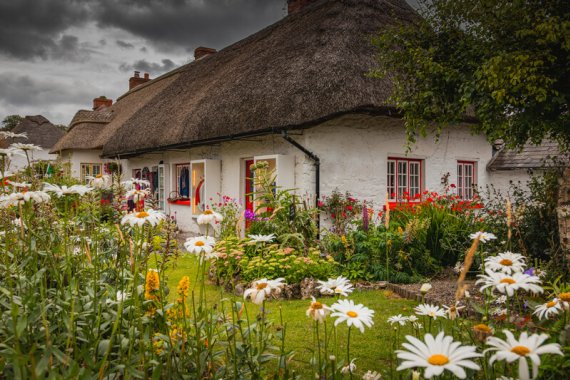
[179,167,190,197]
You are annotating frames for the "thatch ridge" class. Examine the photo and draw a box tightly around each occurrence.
[100,0,416,157]
[1,115,64,149]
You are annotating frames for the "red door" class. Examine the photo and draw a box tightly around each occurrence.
[245,159,254,228]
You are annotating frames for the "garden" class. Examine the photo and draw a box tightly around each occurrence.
[1,137,569,379]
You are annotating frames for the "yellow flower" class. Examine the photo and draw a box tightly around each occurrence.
[176,276,190,303]
[397,226,404,234]
[145,270,160,301]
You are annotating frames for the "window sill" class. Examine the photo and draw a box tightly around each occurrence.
[168,199,191,206]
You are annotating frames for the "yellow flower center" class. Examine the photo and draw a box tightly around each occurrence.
[546,300,557,308]
[96,173,103,178]
[559,292,570,302]
[311,302,323,310]
[427,354,449,366]
[136,211,150,218]
[511,345,531,356]
[256,283,268,290]
[500,278,516,284]
[204,210,213,215]
[499,259,513,266]
[347,311,358,318]
[473,324,492,333]
[195,241,205,247]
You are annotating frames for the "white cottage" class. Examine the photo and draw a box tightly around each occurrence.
[52,0,542,232]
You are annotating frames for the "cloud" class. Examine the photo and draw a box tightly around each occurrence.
[0,0,91,60]
[119,59,177,74]
[116,40,135,49]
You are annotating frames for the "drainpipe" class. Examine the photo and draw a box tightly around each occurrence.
[280,130,320,234]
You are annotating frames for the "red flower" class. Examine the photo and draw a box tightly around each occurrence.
[427,197,434,203]
[450,184,456,188]
[317,201,324,208]
[346,205,353,211]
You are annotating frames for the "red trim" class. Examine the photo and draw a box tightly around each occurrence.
[387,157,423,202]
[168,199,191,206]
[457,161,476,199]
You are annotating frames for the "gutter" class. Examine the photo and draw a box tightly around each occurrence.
[280,130,321,234]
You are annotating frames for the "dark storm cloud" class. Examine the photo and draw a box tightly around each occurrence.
[119,59,177,74]
[0,0,91,60]
[93,0,285,53]
[116,40,135,49]
[0,72,95,107]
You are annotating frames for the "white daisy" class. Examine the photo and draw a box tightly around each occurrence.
[248,233,276,243]
[121,178,150,189]
[477,269,543,297]
[443,302,466,320]
[5,180,30,188]
[0,190,50,207]
[316,276,354,297]
[120,209,165,227]
[0,131,27,139]
[420,283,432,294]
[306,296,331,322]
[469,231,497,243]
[125,188,149,202]
[486,330,563,380]
[0,148,25,160]
[396,331,481,379]
[330,299,375,333]
[197,209,223,225]
[10,143,42,152]
[362,370,381,380]
[43,183,92,197]
[340,359,357,375]
[387,314,409,326]
[485,252,527,274]
[414,304,447,320]
[533,299,563,320]
[184,236,216,256]
[86,174,112,189]
[243,278,285,305]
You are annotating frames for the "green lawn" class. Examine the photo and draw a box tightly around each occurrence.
[163,254,418,377]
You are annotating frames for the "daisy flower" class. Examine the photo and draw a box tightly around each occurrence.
[469,231,497,243]
[43,183,92,197]
[558,292,570,310]
[472,323,494,342]
[121,209,165,227]
[197,209,223,225]
[86,174,112,189]
[184,236,216,256]
[121,178,150,189]
[243,278,285,305]
[0,191,50,207]
[533,299,563,320]
[5,180,30,189]
[248,233,276,243]
[10,143,42,152]
[316,276,354,297]
[387,314,409,326]
[340,359,357,375]
[330,299,375,333]
[414,304,447,320]
[0,131,27,139]
[486,330,562,380]
[476,269,543,297]
[420,283,432,294]
[361,370,381,380]
[125,188,149,202]
[0,148,25,160]
[443,302,465,320]
[396,331,481,379]
[485,252,526,274]
[306,296,331,322]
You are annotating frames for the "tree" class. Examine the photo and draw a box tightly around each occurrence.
[1,115,23,131]
[371,0,569,150]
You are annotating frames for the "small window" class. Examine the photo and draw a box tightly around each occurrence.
[457,161,476,199]
[80,163,102,183]
[175,163,190,198]
[387,158,423,201]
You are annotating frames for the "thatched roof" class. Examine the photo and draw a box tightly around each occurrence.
[1,115,64,149]
[487,140,569,171]
[50,71,181,153]
[96,0,416,157]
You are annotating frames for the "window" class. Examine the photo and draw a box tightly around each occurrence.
[387,158,422,201]
[457,161,476,199]
[175,163,190,198]
[80,163,102,183]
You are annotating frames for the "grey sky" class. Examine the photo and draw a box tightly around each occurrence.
[0,0,418,125]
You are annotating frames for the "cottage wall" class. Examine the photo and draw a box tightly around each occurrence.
[119,114,531,233]
[59,149,108,179]
[9,149,59,172]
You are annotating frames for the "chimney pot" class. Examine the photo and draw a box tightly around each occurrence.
[194,46,217,60]
[134,71,140,78]
[144,72,149,79]
[129,71,151,90]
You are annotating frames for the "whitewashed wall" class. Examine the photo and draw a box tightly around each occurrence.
[87,114,533,232]
[59,149,109,179]
[8,149,59,172]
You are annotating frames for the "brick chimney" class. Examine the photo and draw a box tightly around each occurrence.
[287,0,318,14]
[194,47,217,60]
[92,96,113,110]
[129,71,151,90]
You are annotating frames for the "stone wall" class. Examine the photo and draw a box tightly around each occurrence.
[557,167,570,252]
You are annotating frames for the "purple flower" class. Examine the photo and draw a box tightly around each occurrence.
[244,210,255,220]
[524,267,535,276]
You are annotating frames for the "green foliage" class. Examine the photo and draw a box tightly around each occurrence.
[1,114,23,131]
[318,190,362,234]
[371,0,570,150]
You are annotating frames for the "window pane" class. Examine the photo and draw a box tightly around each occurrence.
[409,162,420,198]
[387,160,395,199]
[397,161,407,199]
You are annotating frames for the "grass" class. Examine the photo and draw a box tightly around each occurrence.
[162,254,418,377]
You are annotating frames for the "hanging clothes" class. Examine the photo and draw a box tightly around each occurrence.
[179,167,190,197]
[195,178,205,209]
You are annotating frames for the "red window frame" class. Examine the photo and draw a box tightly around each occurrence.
[457,161,476,199]
[387,157,423,202]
